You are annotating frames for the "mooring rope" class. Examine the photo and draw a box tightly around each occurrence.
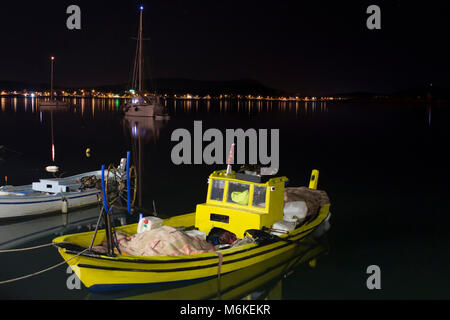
[0,242,55,253]
[0,245,88,285]
[214,251,223,300]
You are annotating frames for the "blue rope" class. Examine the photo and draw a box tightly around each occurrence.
[101,165,109,213]
[126,151,131,213]
[102,164,108,213]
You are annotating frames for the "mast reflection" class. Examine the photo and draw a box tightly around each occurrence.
[122,116,168,208]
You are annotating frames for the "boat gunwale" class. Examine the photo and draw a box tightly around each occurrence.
[0,190,99,203]
[73,227,320,273]
[0,170,102,202]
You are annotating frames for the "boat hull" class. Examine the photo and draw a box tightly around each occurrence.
[91,233,329,299]
[0,171,102,219]
[123,102,165,117]
[53,204,330,291]
[0,191,99,219]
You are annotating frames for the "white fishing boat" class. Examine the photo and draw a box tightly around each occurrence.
[39,56,69,108]
[122,6,167,118]
[0,170,102,219]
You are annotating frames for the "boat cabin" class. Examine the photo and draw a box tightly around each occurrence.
[32,179,69,194]
[195,170,288,238]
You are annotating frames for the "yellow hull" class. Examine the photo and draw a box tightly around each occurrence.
[53,204,330,292]
[91,234,329,299]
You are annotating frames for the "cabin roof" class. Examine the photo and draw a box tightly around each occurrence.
[209,170,288,185]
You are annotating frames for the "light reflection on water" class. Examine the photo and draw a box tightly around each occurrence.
[0,96,331,121]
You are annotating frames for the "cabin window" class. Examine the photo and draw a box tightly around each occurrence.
[210,213,229,223]
[210,179,225,201]
[227,182,250,205]
[253,186,267,208]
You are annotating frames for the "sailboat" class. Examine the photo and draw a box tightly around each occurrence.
[122,5,167,118]
[39,56,69,107]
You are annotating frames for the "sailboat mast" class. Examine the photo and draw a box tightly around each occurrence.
[50,56,54,101]
[138,6,144,93]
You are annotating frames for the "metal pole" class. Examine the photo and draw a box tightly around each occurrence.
[88,206,105,252]
[138,132,142,208]
[126,151,131,213]
[105,212,114,256]
[138,7,143,92]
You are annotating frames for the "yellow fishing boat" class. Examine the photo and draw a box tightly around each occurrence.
[53,168,331,292]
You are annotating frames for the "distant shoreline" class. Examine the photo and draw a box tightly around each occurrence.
[1,92,449,105]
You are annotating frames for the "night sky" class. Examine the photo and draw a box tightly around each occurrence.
[0,1,449,95]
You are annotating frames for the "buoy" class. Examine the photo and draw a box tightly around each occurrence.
[46,166,59,173]
[86,148,91,158]
[61,198,68,214]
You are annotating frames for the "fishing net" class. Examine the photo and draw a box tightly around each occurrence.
[94,226,215,256]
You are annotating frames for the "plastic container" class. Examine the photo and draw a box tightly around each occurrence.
[270,220,297,236]
[283,201,308,223]
[137,216,163,233]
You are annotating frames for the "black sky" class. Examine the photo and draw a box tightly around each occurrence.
[0,1,449,95]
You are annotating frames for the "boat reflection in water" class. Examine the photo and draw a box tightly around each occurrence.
[0,206,129,250]
[88,222,330,300]
[38,101,72,112]
[122,115,168,210]
[122,115,168,145]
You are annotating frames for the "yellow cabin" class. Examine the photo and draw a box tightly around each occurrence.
[195,170,289,238]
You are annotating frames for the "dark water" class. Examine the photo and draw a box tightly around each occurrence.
[0,96,449,299]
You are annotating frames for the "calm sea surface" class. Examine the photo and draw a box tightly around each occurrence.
[0,97,449,299]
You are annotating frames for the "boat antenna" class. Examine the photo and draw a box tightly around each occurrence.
[226,143,235,175]
[152,199,157,216]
